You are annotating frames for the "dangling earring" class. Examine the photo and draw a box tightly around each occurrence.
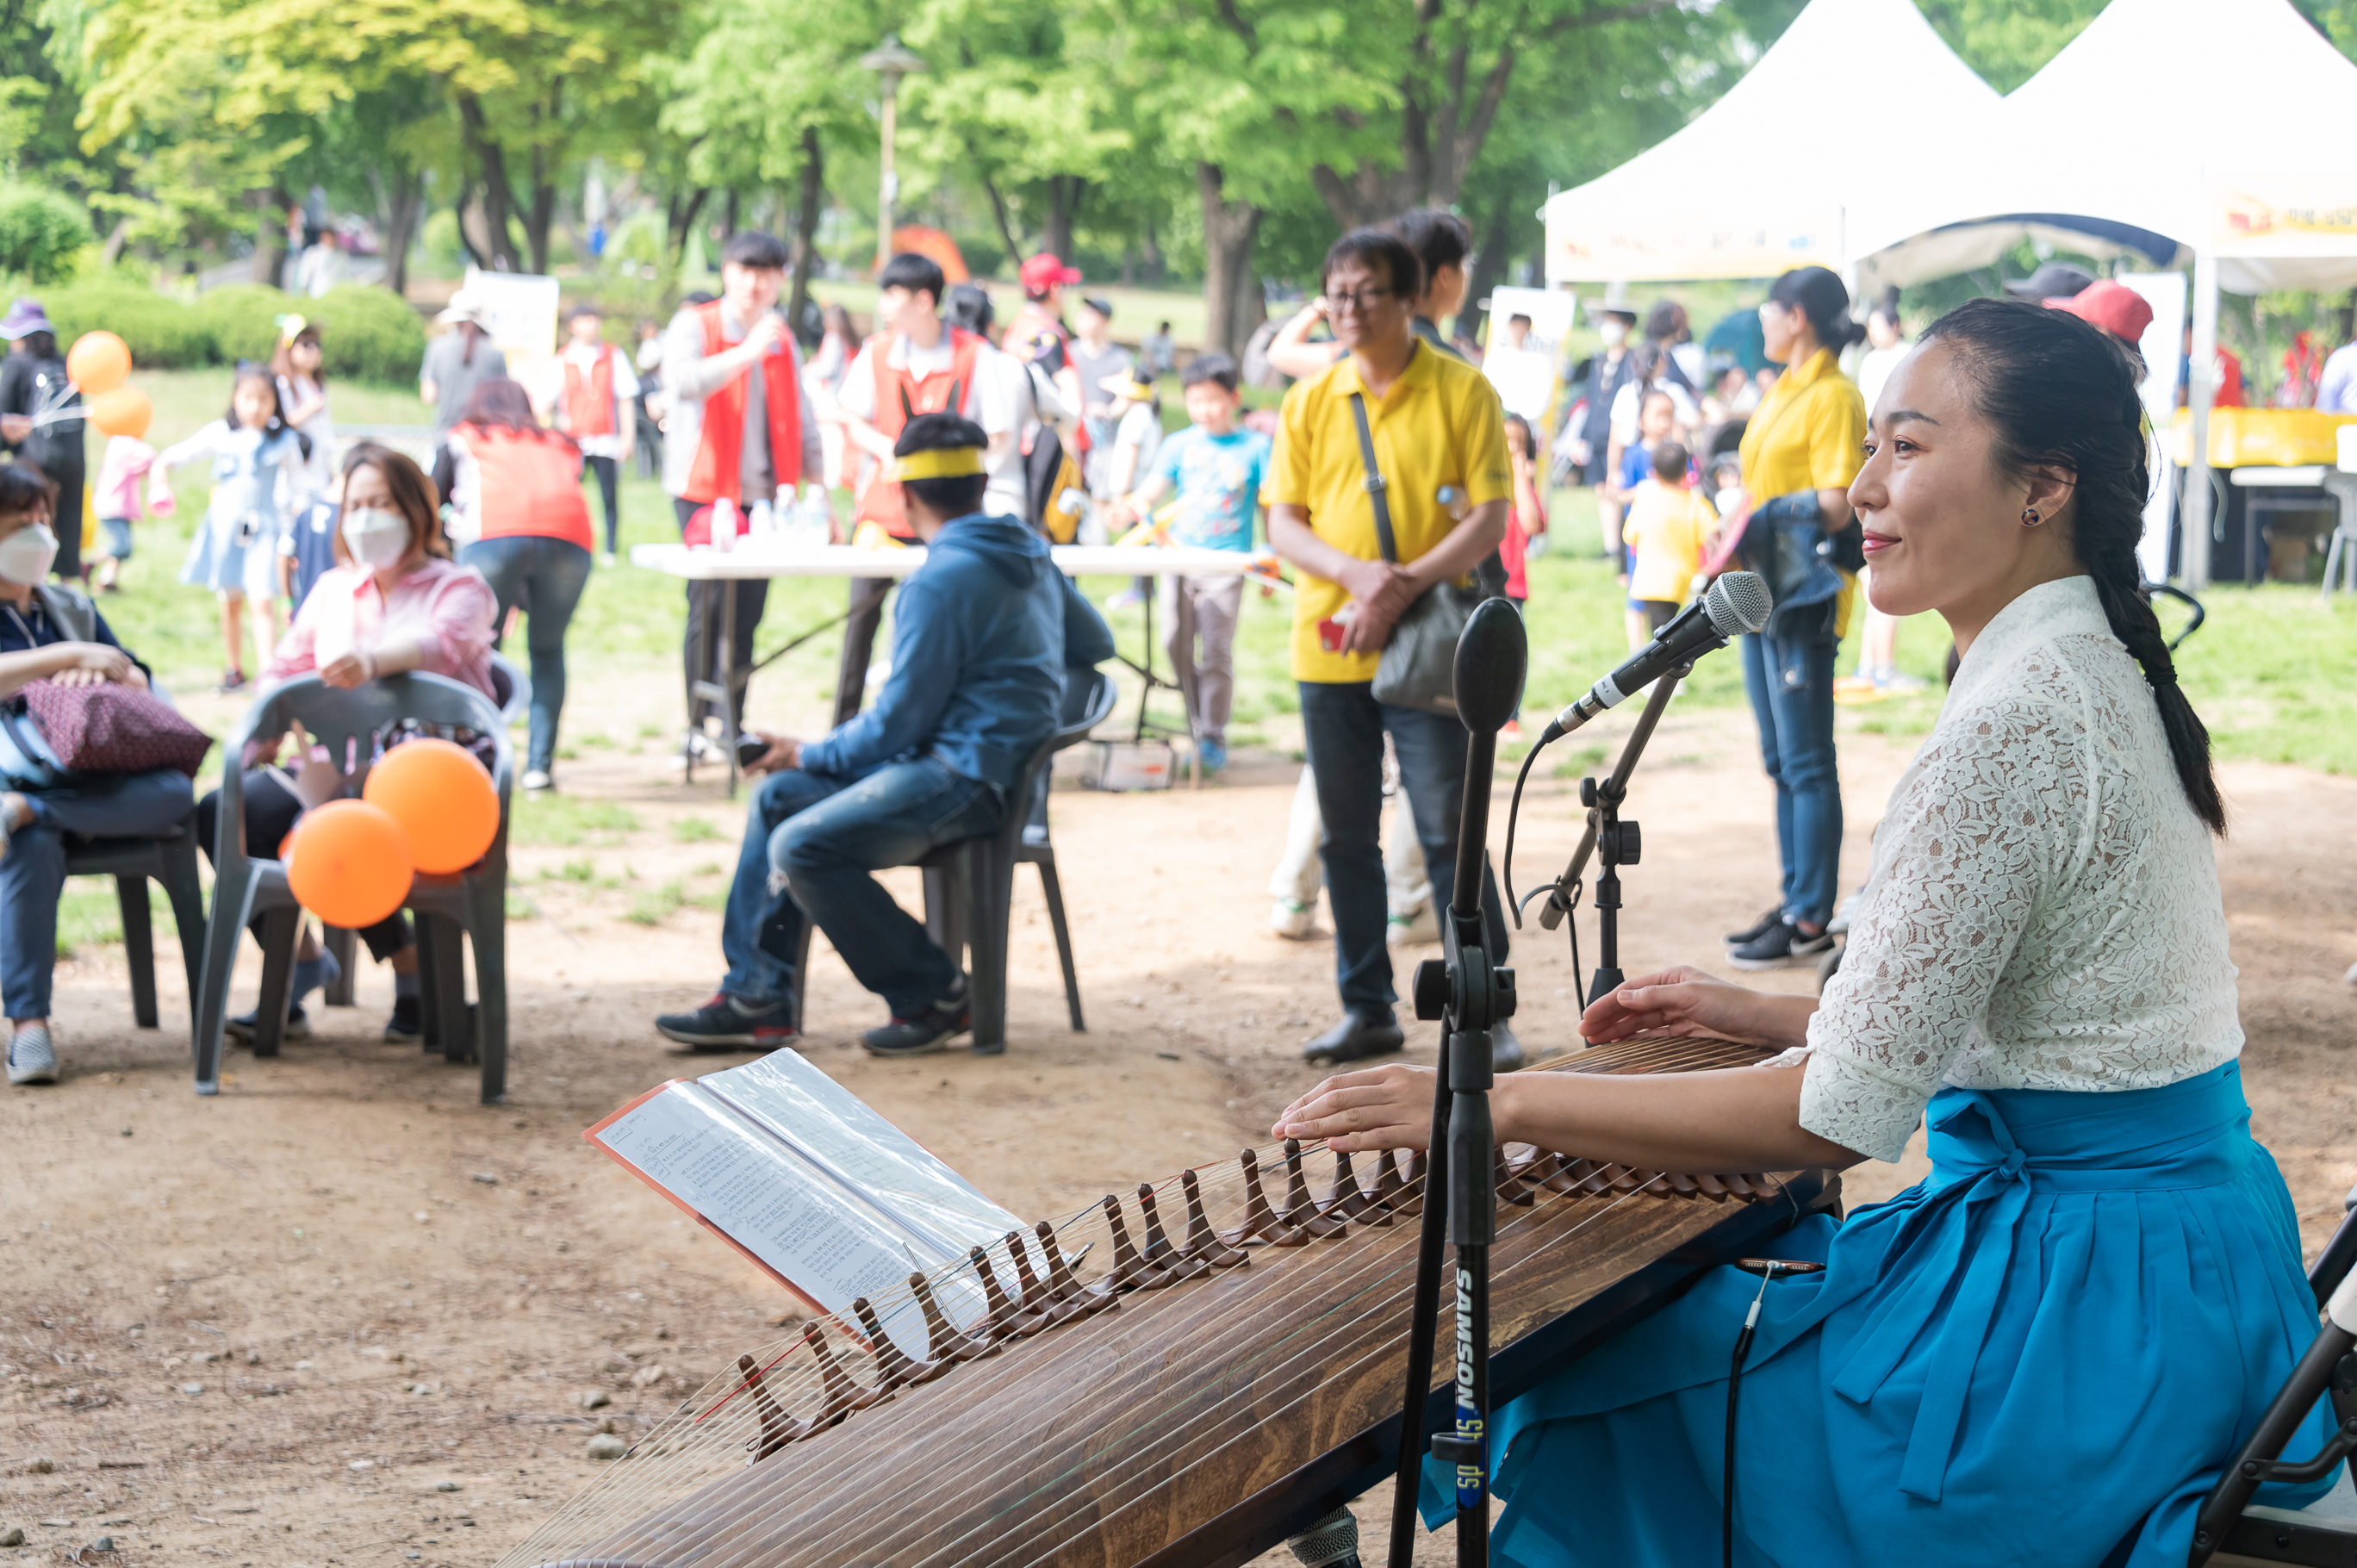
[2020,507,2041,527]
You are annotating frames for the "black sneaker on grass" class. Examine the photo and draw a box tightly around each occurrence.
[1728,919,1835,971]
[863,977,972,1057]
[655,993,799,1052]
[1722,906,1785,949]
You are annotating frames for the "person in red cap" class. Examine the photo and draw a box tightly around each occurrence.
[2048,279,2154,370]
[1004,252,1081,367]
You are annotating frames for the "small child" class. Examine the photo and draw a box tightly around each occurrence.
[1620,440,1720,648]
[1114,353,1269,773]
[1607,389,1678,585]
[277,459,344,616]
[90,429,157,592]
[154,364,311,691]
[1500,413,1545,607]
[1098,367,1165,612]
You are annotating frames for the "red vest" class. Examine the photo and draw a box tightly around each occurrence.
[855,326,985,537]
[560,345,616,438]
[682,301,805,505]
[460,424,594,551]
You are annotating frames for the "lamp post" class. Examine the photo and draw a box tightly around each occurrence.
[861,33,925,276]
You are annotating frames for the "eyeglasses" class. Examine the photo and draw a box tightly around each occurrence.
[1327,287,1399,316]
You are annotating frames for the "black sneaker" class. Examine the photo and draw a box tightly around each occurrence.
[226,1005,309,1043]
[1302,1012,1407,1066]
[863,978,972,1057]
[1722,906,1784,949]
[655,993,799,1052]
[382,994,422,1043]
[1728,920,1836,971]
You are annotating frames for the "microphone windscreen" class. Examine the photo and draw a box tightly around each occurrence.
[1704,571,1773,637]
[1452,596,1528,734]
[1285,1507,1361,1567]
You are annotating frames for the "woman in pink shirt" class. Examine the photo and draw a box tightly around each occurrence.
[194,445,498,1044]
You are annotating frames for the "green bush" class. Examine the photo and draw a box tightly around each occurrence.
[308,284,426,383]
[198,282,426,383]
[191,282,285,367]
[45,278,214,368]
[0,184,90,284]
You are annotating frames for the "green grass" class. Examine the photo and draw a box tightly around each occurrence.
[625,880,686,926]
[510,794,641,847]
[670,815,723,843]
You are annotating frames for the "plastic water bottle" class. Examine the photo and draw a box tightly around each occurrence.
[747,498,774,539]
[712,496,739,553]
[796,488,832,547]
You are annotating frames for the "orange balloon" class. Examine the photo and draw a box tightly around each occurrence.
[66,331,130,395]
[88,385,150,439]
[285,800,413,928]
[364,737,499,875]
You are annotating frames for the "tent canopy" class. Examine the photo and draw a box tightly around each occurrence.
[1542,0,1999,284]
[1851,0,2357,294]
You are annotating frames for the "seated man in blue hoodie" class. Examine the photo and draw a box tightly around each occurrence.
[656,413,1114,1058]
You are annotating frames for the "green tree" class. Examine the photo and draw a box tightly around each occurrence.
[660,0,880,320]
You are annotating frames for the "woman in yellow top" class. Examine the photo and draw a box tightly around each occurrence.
[1726,266,1867,969]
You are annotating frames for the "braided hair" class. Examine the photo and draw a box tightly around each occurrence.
[1919,296,2223,835]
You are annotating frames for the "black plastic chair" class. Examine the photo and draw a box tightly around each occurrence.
[2189,1184,2357,1564]
[191,672,513,1102]
[65,825,206,1034]
[789,669,1116,1051]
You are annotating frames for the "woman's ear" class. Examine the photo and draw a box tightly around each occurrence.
[2024,464,2076,527]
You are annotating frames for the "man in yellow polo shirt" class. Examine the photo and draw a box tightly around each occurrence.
[1266,227,1518,1068]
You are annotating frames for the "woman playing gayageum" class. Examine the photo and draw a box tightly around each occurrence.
[1275,296,2333,1568]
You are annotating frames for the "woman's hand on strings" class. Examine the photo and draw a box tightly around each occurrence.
[1579,965,1815,1053]
[1272,1062,1435,1154]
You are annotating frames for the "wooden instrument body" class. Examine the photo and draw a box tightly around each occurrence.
[513,1038,1840,1568]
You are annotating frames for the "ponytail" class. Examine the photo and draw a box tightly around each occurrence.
[1922,296,2224,835]
[1769,265,1867,356]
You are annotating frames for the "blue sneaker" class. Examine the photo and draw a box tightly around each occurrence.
[1197,738,1228,773]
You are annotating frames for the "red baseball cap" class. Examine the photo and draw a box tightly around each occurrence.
[2049,280,2153,347]
[1019,252,1081,294]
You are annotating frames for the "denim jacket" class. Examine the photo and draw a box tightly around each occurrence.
[1739,490,1844,688]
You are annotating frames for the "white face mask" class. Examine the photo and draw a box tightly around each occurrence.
[1598,320,1628,348]
[0,523,58,586]
[341,507,410,569]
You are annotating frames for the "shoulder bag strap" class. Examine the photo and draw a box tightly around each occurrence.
[1347,391,1398,565]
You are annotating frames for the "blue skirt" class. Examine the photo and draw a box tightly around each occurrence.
[1423,1063,2336,1567]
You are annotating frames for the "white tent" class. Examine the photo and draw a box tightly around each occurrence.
[1541,0,2000,284]
[1845,0,2357,588]
[1850,0,2357,296]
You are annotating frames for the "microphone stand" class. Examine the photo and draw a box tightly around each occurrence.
[1386,601,1522,1568]
[1536,662,1688,1007]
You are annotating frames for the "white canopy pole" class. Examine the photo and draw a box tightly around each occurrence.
[2182,252,2220,591]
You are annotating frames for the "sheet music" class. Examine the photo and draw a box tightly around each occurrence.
[592,1082,967,1355]
[699,1049,1026,1259]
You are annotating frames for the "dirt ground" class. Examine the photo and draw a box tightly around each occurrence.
[3,681,2354,1568]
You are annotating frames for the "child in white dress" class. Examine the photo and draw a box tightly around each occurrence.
[154,365,309,690]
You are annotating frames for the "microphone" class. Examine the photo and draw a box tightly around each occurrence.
[1285,1507,1361,1567]
[1537,572,1770,744]
[1452,595,1528,737]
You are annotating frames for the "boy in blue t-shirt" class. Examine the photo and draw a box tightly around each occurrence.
[276,462,343,615]
[1112,352,1269,771]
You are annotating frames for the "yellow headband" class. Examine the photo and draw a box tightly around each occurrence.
[890,446,985,481]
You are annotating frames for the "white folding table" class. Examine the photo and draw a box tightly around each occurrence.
[630,542,1282,793]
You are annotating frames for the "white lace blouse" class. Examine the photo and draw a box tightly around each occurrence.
[1776,575,2242,1161]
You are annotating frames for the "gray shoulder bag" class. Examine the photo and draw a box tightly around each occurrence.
[1350,390,1473,716]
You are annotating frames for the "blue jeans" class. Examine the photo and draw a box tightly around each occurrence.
[1297,681,1508,1021]
[3,767,193,1018]
[460,535,594,774]
[720,757,1003,1017]
[1739,631,1841,928]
